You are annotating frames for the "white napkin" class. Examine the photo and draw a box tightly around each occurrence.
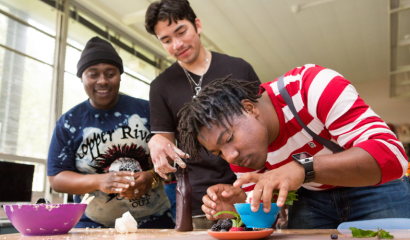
[115,211,138,233]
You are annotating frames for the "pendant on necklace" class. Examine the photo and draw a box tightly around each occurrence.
[195,86,201,96]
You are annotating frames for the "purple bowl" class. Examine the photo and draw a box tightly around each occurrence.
[4,203,87,236]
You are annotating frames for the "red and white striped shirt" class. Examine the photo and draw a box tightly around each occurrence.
[231,64,408,192]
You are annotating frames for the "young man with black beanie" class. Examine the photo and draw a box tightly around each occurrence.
[145,0,260,229]
[47,36,175,229]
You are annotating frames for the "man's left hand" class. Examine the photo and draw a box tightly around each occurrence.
[233,161,304,212]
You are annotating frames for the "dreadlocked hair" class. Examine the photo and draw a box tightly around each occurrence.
[177,75,261,161]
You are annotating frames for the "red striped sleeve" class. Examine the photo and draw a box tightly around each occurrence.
[301,66,325,100]
[343,124,391,149]
[356,139,404,183]
[327,97,369,132]
[312,68,408,182]
[316,76,349,124]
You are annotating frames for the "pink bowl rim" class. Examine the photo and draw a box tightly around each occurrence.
[4,203,87,207]
[4,203,87,236]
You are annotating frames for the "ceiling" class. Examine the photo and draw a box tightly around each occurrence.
[76,0,391,83]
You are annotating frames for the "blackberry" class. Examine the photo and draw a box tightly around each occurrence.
[330,234,338,239]
[220,218,233,230]
[243,227,253,231]
[211,223,221,231]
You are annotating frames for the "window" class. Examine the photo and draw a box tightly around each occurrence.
[0,0,57,196]
[390,0,410,97]
[0,0,166,200]
[62,8,159,113]
[0,0,55,160]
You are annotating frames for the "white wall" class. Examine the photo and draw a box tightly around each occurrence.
[354,79,410,126]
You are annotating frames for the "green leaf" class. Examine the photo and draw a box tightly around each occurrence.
[271,190,298,205]
[350,227,377,238]
[349,227,394,239]
[213,211,242,227]
[213,211,240,219]
[378,229,394,239]
[350,227,361,237]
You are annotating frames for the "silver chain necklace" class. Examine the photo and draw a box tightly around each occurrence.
[179,49,209,98]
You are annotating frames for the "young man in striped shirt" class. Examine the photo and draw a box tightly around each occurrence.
[177,64,410,229]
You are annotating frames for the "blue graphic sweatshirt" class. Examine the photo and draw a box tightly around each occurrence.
[47,94,170,227]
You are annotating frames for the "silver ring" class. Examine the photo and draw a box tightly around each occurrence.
[134,189,139,195]
[259,189,263,192]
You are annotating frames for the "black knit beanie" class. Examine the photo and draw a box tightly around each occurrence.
[76,36,124,78]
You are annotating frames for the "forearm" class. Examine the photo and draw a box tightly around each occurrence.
[154,133,176,166]
[314,147,382,187]
[48,171,102,195]
[155,132,176,143]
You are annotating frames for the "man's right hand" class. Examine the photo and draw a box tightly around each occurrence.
[148,133,188,178]
[202,184,247,220]
[49,171,135,195]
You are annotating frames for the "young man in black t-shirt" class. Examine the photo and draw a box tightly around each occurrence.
[145,0,260,229]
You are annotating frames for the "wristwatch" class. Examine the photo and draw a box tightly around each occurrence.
[147,170,160,189]
[293,155,315,183]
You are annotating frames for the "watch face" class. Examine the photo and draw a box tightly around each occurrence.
[292,152,313,161]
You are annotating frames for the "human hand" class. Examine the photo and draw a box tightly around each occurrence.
[233,161,304,212]
[119,171,154,199]
[202,184,246,220]
[148,134,188,178]
[98,171,135,194]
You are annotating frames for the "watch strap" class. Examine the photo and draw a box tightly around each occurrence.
[299,157,315,183]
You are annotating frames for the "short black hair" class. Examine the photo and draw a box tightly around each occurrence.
[145,0,197,36]
[177,76,261,161]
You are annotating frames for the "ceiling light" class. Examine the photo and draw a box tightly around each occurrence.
[291,0,337,14]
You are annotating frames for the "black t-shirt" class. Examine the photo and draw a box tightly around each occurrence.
[149,51,260,216]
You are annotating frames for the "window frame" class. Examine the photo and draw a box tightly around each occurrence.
[0,0,168,203]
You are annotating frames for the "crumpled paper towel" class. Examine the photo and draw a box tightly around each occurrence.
[115,211,138,233]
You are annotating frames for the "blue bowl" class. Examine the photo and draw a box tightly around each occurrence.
[234,203,280,228]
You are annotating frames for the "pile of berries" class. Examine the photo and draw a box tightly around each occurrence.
[211,218,253,232]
